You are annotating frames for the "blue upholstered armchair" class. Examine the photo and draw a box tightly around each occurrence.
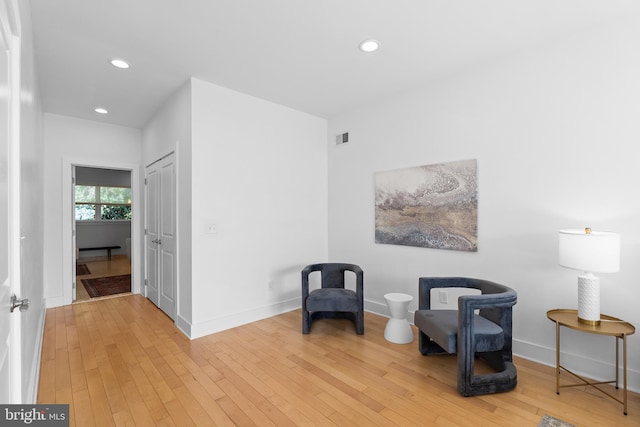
[413,277,517,396]
[301,263,364,334]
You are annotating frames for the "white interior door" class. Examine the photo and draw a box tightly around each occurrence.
[0,8,13,403]
[158,156,176,319]
[145,164,160,306]
[144,153,176,320]
[0,0,22,403]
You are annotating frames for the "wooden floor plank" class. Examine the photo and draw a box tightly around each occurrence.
[37,295,640,427]
[216,377,278,427]
[72,389,95,427]
[85,367,115,427]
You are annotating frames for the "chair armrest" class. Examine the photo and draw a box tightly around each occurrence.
[457,291,516,360]
[353,267,364,308]
[458,291,517,313]
[458,291,516,338]
[302,264,321,298]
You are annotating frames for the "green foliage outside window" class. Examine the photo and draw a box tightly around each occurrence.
[101,205,132,220]
[75,185,132,220]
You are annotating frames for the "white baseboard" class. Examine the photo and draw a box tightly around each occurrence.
[187,298,301,340]
[175,314,191,338]
[513,338,640,393]
[365,298,390,318]
[26,306,47,403]
[184,298,386,340]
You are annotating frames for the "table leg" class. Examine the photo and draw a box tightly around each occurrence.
[555,321,560,395]
[623,335,628,415]
[615,336,619,389]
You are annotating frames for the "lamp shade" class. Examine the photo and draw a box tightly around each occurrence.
[558,229,620,273]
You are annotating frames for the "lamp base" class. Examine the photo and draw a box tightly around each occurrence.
[578,317,600,326]
[577,273,600,326]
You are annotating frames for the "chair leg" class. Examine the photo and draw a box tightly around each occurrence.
[355,311,364,335]
[418,331,448,355]
[418,331,430,355]
[302,309,311,334]
[303,310,363,335]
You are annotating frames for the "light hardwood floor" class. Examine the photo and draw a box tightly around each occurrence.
[38,295,639,426]
[75,255,132,303]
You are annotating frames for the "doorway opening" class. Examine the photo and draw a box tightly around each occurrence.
[74,166,132,302]
[61,157,143,305]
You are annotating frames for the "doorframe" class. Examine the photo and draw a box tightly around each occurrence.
[61,157,141,305]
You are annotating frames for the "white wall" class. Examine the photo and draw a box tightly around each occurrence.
[142,81,191,165]
[76,222,131,258]
[142,81,192,329]
[43,114,142,306]
[328,18,640,391]
[189,79,328,338]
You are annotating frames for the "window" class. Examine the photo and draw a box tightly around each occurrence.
[75,185,132,220]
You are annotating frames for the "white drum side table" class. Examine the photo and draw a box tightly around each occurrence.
[384,293,414,344]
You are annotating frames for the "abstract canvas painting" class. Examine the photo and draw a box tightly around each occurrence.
[375,159,478,251]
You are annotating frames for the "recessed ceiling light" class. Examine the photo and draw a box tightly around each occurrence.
[110,59,130,69]
[94,108,108,114]
[359,39,380,53]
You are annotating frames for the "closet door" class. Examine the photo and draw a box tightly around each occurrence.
[157,156,176,319]
[145,164,159,306]
[145,153,176,320]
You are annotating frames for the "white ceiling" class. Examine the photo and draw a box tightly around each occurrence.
[29,0,640,129]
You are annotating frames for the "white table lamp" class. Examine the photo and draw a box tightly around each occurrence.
[558,228,620,325]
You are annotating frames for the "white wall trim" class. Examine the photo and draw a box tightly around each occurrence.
[189,298,301,339]
[175,314,191,338]
[60,156,141,306]
[365,298,389,319]
[25,306,46,403]
[513,338,640,394]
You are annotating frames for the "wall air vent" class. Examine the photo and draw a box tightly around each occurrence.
[335,132,349,145]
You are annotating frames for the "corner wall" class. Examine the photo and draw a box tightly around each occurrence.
[189,79,328,338]
[142,81,192,331]
[328,19,640,391]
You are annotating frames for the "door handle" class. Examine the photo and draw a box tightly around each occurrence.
[10,294,30,313]
[152,239,162,244]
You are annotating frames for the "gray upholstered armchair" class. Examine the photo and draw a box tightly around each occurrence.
[301,263,364,334]
[413,277,517,396]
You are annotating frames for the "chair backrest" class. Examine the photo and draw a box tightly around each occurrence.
[418,277,515,309]
[321,265,348,289]
[419,277,516,326]
[303,263,363,290]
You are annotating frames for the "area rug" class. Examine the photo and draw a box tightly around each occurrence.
[81,274,131,298]
[76,263,91,276]
[538,414,575,427]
